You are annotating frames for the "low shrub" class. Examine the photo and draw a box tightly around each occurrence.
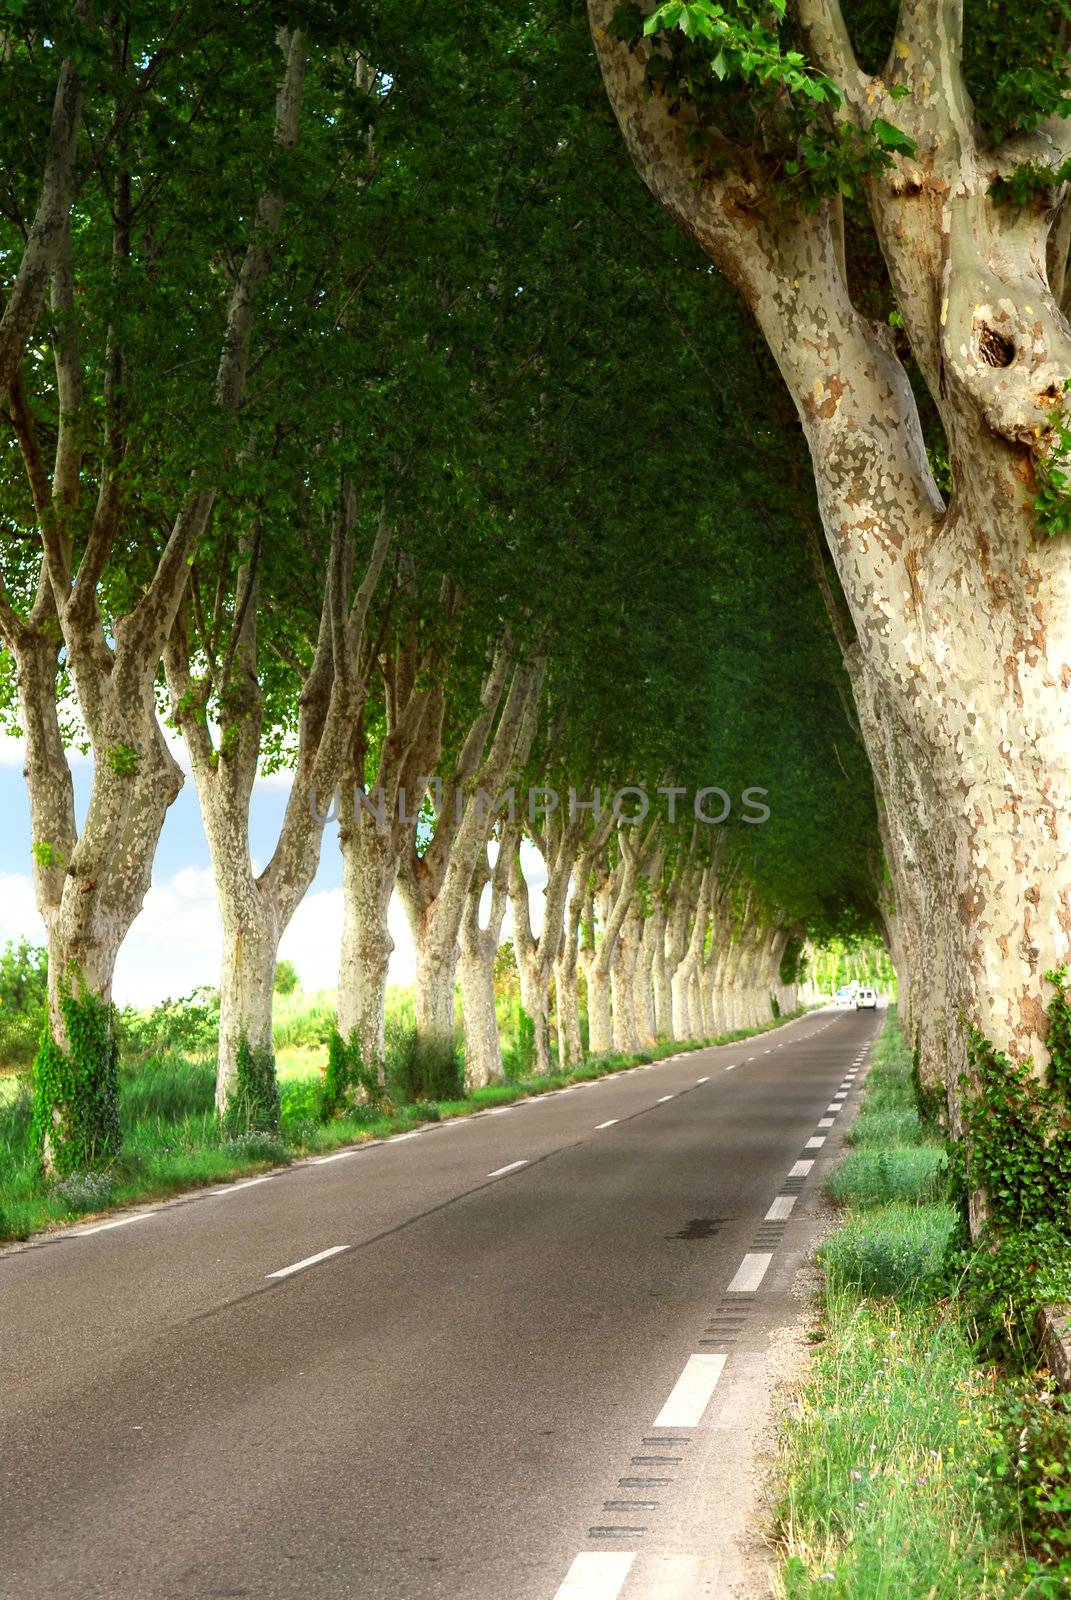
[385,1018,463,1103]
[50,1170,114,1214]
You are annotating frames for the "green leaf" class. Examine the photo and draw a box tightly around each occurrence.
[871,118,918,156]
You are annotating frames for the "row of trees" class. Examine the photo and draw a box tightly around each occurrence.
[0,2,880,1174]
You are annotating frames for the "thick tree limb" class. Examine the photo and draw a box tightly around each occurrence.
[0,54,84,399]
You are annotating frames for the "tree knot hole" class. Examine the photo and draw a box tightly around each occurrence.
[979,325,1016,368]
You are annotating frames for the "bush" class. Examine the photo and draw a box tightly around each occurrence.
[274,960,300,996]
[501,1005,536,1081]
[989,1379,1071,1568]
[118,988,219,1060]
[952,1221,1071,1363]
[819,1202,957,1301]
[385,1018,463,1103]
[0,938,47,1066]
[50,1170,114,1214]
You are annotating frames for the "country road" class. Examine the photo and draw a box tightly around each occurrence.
[0,1006,879,1600]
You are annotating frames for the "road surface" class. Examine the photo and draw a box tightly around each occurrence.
[0,1006,879,1600]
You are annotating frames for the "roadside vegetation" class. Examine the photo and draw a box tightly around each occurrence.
[777,1009,1071,1599]
[0,941,809,1244]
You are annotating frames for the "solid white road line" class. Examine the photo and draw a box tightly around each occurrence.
[553,1551,636,1600]
[789,1159,814,1177]
[310,1150,357,1165]
[652,1352,728,1427]
[266,1245,349,1280]
[805,1136,826,1149]
[388,1130,423,1142]
[818,1117,835,1128]
[765,1196,797,1221]
[210,1176,275,1195]
[77,1212,153,1235]
[727,1252,772,1293]
[595,1119,619,1130]
[487,1159,529,1178]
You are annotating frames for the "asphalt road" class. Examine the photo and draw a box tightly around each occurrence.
[0,1005,880,1600]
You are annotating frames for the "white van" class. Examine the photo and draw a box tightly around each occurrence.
[856,987,877,1009]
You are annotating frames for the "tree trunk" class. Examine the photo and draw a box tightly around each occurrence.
[636,907,660,1044]
[412,930,459,1043]
[457,835,513,1090]
[337,816,396,1082]
[217,887,280,1126]
[610,909,642,1053]
[23,660,183,1174]
[586,961,614,1055]
[517,946,554,1076]
[457,942,502,1089]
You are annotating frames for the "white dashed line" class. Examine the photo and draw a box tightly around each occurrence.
[697,1076,709,1084]
[727,1252,772,1293]
[765,1196,796,1221]
[595,1119,619,1130]
[657,1094,675,1103]
[827,1104,841,1113]
[77,1212,154,1235]
[818,1117,835,1128]
[210,1176,275,1195]
[725,1064,737,1071]
[805,1136,826,1150]
[552,1551,636,1600]
[789,1159,814,1177]
[652,1352,727,1427]
[266,1245,348,1280]
[487,1159,529,1178]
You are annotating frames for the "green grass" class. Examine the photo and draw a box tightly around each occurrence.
[826,1146,949,1208]
[0,1005,814,1245]
[780,1295,1016,1599]
[776,1007,1037,1597]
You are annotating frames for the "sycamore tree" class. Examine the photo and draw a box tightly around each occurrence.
[0,4,357,1169]
[588,0,1071,1093]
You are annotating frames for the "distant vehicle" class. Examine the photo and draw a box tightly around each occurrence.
[834,986,856,1008]
[856,987,878,1009]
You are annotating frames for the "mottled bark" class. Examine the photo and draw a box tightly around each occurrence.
[672,866,712,1040]
[511,810,587,1074]
[457,833,514,1090]
[336,635,445,1079]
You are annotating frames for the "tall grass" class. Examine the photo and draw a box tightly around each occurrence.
[777,1008,1030,1597]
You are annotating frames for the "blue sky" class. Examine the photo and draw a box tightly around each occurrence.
[0,737,546,1009]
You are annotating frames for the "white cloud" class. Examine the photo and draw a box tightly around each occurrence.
[0,873,46,941]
